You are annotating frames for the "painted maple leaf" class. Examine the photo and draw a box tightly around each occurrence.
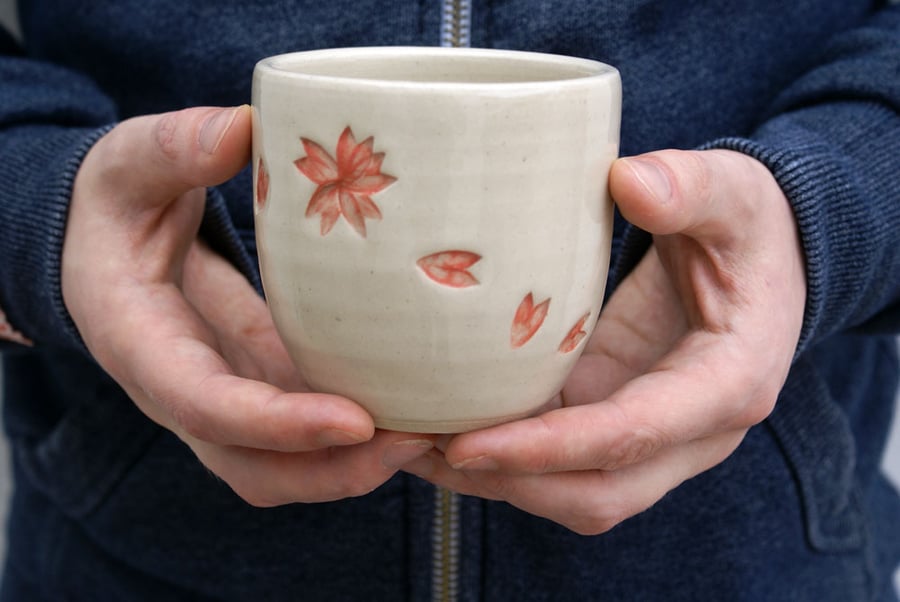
[294,126,396,237]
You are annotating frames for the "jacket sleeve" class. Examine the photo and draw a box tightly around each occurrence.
[0,25,118,350]
[0,26,258,353]
[614,5,900,356]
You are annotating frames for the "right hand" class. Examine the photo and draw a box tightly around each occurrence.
[61,106,434,505]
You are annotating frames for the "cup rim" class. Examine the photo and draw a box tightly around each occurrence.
[254,46,619,91]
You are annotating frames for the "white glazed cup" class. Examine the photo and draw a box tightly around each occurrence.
[252,47,621,433]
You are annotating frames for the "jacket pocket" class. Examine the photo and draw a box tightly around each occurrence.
[766,353,865,553]
[5,349,161,519]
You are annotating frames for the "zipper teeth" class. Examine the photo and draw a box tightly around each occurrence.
[435,1,469,594]
[440,0,472,48]
[431,488,460,602]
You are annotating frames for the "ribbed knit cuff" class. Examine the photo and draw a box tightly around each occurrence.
[609,101,900,360]
[0,125,114,351]
[704,102,900,355]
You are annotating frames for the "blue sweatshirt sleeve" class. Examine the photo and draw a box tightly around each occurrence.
[614,5,900,356]
[0,26,117,350]
[0,26,258,353]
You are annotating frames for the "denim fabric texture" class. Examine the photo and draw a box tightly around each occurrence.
[1,1,899,600]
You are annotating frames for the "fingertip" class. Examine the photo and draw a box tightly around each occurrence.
[610,156,679,234]
[615,157,672,203]
[198,106,241,154]
[197,105,252,179]
[298,392,377,445]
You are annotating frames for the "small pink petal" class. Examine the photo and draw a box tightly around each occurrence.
[559,312,590,353]
[417,251,481,288]
[343,136,376,179]
[345,173,397,194]
[295,138,339,183]
[355,195,383,219]
[511,293,551,349]
[365,152,386,175]
[339,189,368,238]
[256,158,269,208]
[336,127,362,173]
[319,206,341,236]
[305,183,340,217]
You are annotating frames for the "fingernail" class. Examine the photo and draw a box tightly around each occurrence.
[625,157,672,202]
[382,439,434,470]
[451,455,498,471]
[199,107,240,154]
[316,428,369,447]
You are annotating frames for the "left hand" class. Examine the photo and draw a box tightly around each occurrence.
[402,149,807,535]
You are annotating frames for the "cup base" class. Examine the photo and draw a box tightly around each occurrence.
[374,409,535,434]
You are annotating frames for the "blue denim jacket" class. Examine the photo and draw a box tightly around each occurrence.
[1,1,899,600]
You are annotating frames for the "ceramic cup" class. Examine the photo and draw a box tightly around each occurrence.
[252,47,621,433]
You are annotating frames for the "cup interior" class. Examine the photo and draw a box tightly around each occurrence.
[260,47,614,86]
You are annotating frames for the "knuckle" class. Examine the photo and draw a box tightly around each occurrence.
[679,149,715,207]
[601,411,665,470]
[567,500,627,536]
[154,111,184,162]
[319,476,379,501]
[233,485,281,509]
[735,388,778,428]
[722,359,781,429]
[171,402,216,443]
[570,516,617,537]
[472,474,517,501]
[343,479,379,499]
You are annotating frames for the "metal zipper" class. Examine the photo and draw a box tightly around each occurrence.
[440,0,472,48]
[431,487,461,602]
[433,3,469,600]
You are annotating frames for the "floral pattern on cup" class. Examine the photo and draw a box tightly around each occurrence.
[294,126,397,238]
[255,157,269,209]
[511,292,551,349]
[559,312,590,353]
[417,250,482,288]
[288,125,595,357]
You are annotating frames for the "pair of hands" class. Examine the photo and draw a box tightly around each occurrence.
[61,106,805,534]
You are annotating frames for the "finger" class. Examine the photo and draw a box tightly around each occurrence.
[443,327,773,475]
[85,105,252,213]
[182,240,305,391]
[613,150,805,331]
[409,430,745,535]
[64,106,253,314]
[568,246,688,401]
[610,149,784,245]
[196,430,436,505]
[100,275,376,452]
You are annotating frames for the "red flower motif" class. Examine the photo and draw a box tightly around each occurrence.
[0,308,33,347]
[510,292,551,349]
[294,126,396,238]
[256,157,269,209]
[417,251,482,288]
[558,312,590,353]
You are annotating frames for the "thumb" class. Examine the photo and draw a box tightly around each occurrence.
[84,105,252,213]
[64,106,252,330]
[609,149,774,247]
